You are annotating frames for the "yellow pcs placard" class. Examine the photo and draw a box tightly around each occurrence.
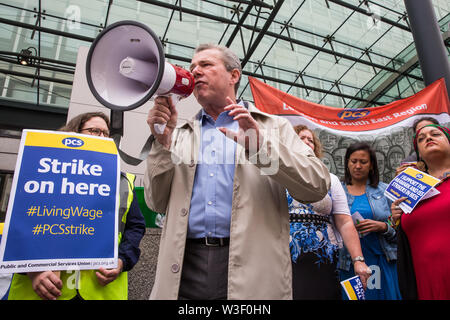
[340,275,365,300]
[343,280,358,300]
[24,130,118,155]
[403,167,440,187]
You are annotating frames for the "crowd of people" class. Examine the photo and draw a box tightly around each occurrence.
[2,43,449,300]
[142,43,449,301]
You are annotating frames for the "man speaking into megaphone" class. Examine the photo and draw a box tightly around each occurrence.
[143,43,331,300]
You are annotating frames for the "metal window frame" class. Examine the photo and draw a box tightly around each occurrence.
[1,0,446,111]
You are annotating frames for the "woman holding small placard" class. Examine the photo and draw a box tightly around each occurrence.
[338,142,402,300]
[288,126,370,300]
[391,124,450,300]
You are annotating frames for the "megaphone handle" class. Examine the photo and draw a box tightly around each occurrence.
[154,123,166,135]
[153,94,181,134]
[112,133,155,166]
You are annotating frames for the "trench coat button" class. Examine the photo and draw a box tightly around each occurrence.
[171,263,180,273]
[181,208,188,216]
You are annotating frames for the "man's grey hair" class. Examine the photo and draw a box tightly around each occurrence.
[194,43,242,94]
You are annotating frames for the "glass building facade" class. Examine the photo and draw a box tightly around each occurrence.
[0,1,449,283]
[0,0,449,114]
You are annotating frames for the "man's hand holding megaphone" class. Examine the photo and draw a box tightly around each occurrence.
[147,96,178,149]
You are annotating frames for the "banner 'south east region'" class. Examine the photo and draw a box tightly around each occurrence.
[249,77,450,182]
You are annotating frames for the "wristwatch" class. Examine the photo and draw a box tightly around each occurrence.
[352,256,365,263]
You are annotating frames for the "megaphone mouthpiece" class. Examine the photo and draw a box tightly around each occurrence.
[119,56,156,87]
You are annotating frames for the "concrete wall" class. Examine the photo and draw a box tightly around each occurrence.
[128,228,161,300]
[0,136,20,172]
[0,136,19,222]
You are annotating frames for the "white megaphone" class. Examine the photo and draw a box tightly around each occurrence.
[86,20,195,137]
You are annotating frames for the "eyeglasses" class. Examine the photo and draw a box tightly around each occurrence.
[80,127,110,137]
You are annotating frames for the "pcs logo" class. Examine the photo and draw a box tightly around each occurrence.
[62,137,84,148]
[338,109,370,120]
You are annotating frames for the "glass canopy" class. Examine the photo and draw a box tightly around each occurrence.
[0,0,449,112]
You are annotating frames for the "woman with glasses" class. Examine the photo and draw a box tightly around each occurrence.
[8,112,145,300]
[60,111,111,137]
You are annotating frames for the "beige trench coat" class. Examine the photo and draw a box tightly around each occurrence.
[144,102,330,300]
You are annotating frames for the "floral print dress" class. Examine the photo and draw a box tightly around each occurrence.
[288,173,349,299]
[288,190,341,265]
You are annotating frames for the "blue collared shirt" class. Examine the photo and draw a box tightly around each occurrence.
[187,108,239,238]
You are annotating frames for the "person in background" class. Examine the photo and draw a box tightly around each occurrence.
[372,136,391,157]
[386,145,406,181]
[395,117,439,176]
[144,44,330,300]
[8,112,146,300]
[375,151,387,181]
[289,125,371,299]
[338,142,401,300]
[319,130,339,154]
[391,124,450,300]
[332,147,347,179]
[322,151,336,174]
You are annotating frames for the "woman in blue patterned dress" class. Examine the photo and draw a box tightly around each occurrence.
[289,126,371,299]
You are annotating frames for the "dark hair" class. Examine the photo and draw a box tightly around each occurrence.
[59,112,110,134]
[344,142,380,188]
[412,117,439,132]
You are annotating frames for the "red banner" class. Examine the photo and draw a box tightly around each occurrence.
[249,77,450,132]
[249,77,450,182]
